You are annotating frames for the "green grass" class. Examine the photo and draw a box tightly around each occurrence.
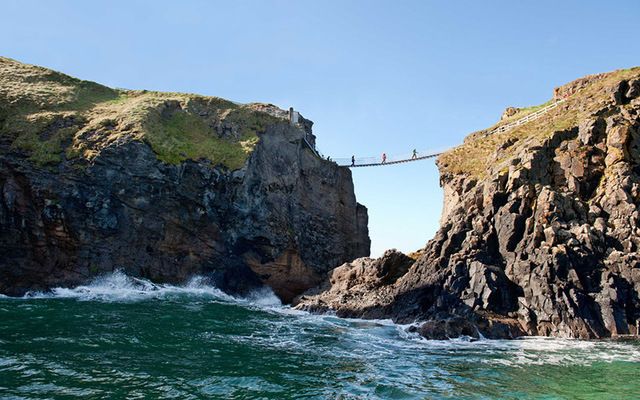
[144,110,268,169]
[439,67,640,179]
[0,56,286,168]
[498,100,554,124]
[6,111,83,165]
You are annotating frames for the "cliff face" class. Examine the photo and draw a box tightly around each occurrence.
[296,68,640,339]
[0,57,370,301]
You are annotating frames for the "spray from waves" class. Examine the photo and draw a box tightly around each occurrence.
[12,273,640,367]
[243,286,283,307]
[21,270,281,306]
[6,272,640,368]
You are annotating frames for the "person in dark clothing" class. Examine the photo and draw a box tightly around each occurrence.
[382,153,387,164]
[351,155,355,167]
[412,149,418,159]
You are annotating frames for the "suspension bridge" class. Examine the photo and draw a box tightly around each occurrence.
[298,98,566,168]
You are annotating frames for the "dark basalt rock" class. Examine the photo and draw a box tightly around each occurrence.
[0,114,370,302]
[296,70,640,339]
[416,317,478,340]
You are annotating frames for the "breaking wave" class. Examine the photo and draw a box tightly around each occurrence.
[6,272,640,369]
[21,270,281,306]
[1,272,639,399]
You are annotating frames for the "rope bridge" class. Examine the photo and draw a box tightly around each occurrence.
[300,98,566,168]
[332,150,447,168]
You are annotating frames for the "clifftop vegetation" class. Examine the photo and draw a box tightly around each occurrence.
[438,67,640,178]
[0,57,283,168]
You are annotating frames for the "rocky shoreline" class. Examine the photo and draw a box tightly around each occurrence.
[296,69,640,340]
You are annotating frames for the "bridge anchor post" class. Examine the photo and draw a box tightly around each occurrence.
[289,107,299,126]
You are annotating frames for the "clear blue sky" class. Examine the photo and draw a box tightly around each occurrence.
[2,0,638,256]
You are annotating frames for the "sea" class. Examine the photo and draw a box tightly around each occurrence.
[0,271,638,399]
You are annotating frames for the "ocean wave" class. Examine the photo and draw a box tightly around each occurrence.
[401,335,640,366]
[480,337,640,366]
[242,286,282,308]
[252,309,640,367]
[19,270,280,306]
[5,273,640,368]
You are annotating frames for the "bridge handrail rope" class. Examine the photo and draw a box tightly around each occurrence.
[298,98,566,168]
[333,149,448,167]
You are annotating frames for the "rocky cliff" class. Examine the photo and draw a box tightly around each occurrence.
[296,68,640,339]
[0,57,370,301]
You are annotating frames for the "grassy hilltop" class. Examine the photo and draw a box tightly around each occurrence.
[438,67,640,178]
[0,57,282,168]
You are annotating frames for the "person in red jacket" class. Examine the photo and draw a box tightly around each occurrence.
[381,153,387,164]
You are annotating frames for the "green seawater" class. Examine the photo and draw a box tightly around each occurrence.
[0,272,639,399]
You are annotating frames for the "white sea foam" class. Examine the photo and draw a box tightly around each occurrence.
[15,270,289,311]
[402,335,640,366]
[246,309,640,366]
[242,286,282,307]
[22,270,235,302]
[6,272,640,368]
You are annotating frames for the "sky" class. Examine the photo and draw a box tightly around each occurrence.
[1,0,639,256]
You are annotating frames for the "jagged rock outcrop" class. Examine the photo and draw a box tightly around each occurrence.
[296,68,640,339]
[0,57,370,300]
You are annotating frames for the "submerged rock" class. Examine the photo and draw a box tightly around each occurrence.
[0,57,370,300]
[297,67,640,339]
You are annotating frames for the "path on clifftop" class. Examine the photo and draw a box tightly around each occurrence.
[305,98,566,168]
